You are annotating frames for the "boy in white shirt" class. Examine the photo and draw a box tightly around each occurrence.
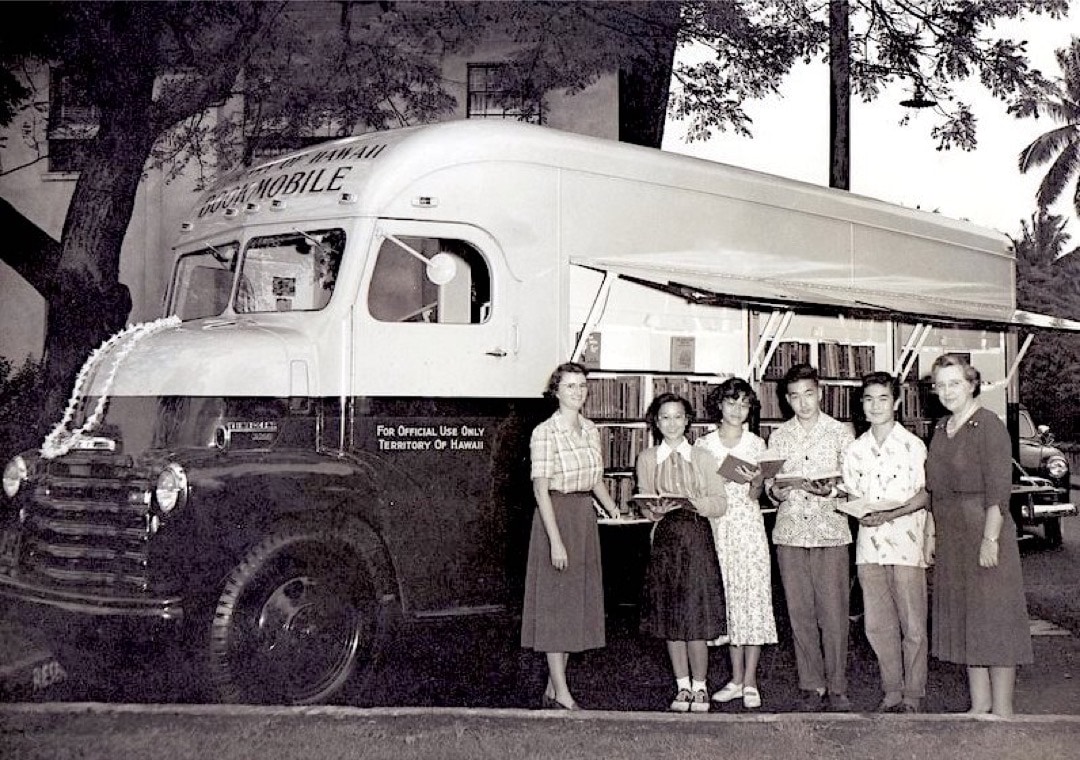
[841,372,930,713]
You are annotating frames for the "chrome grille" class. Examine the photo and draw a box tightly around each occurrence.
[19,456,154,592]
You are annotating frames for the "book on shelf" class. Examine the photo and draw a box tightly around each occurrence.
[717,453,786,484]
[578,331,602,369]
[834,497,903,519]
[762,341,811,379]
[670,336,696,373]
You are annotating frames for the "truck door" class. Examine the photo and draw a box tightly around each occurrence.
[351,221,548,613]
[354,221,551,397]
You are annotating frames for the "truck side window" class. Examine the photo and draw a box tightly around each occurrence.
[368,236,491,325]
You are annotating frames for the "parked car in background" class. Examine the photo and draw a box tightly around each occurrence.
[1013,407,1075,546]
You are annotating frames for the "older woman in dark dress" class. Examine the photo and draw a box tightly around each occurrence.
[926,354,1032,716]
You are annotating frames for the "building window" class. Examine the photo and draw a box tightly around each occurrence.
[466,64,541,123]
[47,68,99,173]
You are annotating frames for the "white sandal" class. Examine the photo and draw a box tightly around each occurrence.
[742,686,762,709]
[711,681,743,703]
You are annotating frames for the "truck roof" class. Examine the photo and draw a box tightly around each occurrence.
[178,119,1023,325]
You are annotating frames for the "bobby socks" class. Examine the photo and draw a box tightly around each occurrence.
[676,677,691,691]
[691,679,707,693]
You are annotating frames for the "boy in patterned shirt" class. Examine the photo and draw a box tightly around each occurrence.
[841,371,930,713]
[766,363,854,712]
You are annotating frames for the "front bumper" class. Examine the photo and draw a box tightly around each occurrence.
[1011,484,1077,522]
[0,571,183,619]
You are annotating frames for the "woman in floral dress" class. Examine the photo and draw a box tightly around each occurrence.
[696,377,778,709]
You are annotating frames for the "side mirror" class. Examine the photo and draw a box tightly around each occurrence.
[425,252,458,285]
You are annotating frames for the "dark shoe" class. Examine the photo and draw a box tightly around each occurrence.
[900,700,921,714]
[541,695,579,710]
[796,691,826,712]
[828,693,852,712]
[876,698,903,713]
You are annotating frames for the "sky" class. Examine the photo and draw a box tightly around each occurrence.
[661,8,1079,242]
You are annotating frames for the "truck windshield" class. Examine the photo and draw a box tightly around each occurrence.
[170,242,241,321]
[169,228,346,320]
[235,228,345,314]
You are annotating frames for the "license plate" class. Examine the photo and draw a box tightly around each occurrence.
[0,527,22,567]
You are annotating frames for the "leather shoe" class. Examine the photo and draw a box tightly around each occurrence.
[796,691,825,712]
[828,693,852,712]
[876,698,903,713]
[900,700,920,714]
[541,694,579,710]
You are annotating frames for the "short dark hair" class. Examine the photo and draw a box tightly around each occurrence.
[783,363,819,392]
[645,392,695,442]
[545,362,589,397]
[931,354,981,398]
[860,371,899,400]
[706,377,758,422]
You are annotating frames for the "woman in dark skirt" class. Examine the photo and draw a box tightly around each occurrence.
[520,362,620,710]
[926,354,1033,716]
[636,392,728,713]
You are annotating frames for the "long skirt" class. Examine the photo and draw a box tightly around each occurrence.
[640,509,725,641]
[931,491,1033,666]
[520,492,606,652]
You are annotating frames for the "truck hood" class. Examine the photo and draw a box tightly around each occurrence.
[85,318,318,398]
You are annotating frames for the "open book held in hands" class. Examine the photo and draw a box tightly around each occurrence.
[835,497,903,519]
[718,454,785,484]
[629,493,693,516]
[773,470,843,487]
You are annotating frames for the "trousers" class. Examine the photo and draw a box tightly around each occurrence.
[777,544,850,695]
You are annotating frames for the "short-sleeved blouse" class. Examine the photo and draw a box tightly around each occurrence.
[529,410,604,494]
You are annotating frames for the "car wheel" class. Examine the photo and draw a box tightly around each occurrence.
[1044,517,1063,548]
[208,526,377,704]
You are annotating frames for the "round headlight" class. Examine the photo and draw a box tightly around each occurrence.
[1046,455,1069,480]
[3,455,27,499]
[154,462,188,514]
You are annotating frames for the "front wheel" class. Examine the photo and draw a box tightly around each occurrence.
[208,527,379,704]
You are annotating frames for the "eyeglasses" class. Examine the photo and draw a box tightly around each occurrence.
[721,399,752,409]
[932,380,968,392]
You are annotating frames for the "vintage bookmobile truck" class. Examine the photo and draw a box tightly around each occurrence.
[0,120,1074,704]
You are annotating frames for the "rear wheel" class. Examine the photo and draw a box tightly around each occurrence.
[208,526,378,704]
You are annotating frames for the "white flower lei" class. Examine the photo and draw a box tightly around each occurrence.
[40,315,181,460]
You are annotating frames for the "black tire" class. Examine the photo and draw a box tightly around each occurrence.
[208,526,378,705]
[1044,517,1063,548]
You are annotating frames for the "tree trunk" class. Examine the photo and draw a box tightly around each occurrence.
[39,77,157,434]
[618,1,682,148]
[829,0,851,190]
[0,197,62,292]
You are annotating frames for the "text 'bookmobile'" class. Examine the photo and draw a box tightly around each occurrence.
[1,120,1074,704]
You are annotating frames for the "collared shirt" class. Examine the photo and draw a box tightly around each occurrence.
[655,439,694,466]
[530,410,604,493]
[842,423,928,567]
[767,411,854,547]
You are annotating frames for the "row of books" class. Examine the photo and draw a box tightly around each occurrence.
[762,341,878,380]
[817,343,876,379]
[582,376,645,418]
[582,376,720,419]
[601,474,638,516]
[758,381,860,420]
[762,341,812,379]
[598,424,711,470]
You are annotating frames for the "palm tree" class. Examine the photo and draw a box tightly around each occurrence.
[1019,36,1080,218]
